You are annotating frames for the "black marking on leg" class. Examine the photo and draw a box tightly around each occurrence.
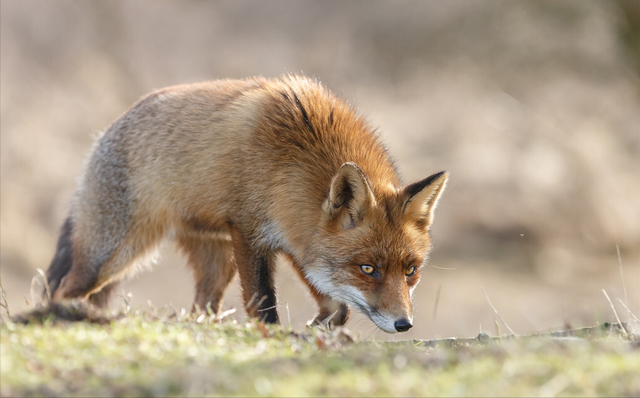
[254,254,279,324]
[335,303,350,325]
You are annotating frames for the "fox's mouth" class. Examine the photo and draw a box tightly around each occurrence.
[367,308,404,334]
[346,302,402,334]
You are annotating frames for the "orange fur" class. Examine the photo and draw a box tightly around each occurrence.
[46,75,448,333]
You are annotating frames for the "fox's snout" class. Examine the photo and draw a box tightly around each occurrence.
[394,318,413,332]
[369,308,414,333]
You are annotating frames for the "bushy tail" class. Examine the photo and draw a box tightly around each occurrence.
[46,216,74,298]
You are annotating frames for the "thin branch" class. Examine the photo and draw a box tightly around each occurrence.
[255,295,268,309]
[602,289,629,338]
[205,302,214,317]
[244,292,258,311]
[285,302,291,327]
[481,286,516,336]
[617,299,640,325]
[430,265,456,270]
[0,275,10,318]
[431,284,442,338]
[216,308,236,321]
[616,245,629,309]
[36,268,51,303]
[30,276,40,308]
[320,309,339,328]
[256,304,278,312]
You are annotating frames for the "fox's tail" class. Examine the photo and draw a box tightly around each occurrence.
[45,216,74,299]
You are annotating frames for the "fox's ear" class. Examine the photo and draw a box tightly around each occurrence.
[324,162,376,229]
[403,171,448,229]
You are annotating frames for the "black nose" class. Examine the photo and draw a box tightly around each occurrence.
[394,318,413,332]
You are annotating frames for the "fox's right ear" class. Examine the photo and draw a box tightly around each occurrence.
[323,162,376,229]
[403,171,448,229]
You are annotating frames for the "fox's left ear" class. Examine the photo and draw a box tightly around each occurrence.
[403,171,448,229]
[324,162,376,229]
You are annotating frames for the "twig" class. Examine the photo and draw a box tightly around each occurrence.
[430,265,456,270]
[147,299,157,317]
[602,289,629,338]
[285,302,291,327]
[616,245,629,310]
[116,290,132,315]
[481,286,516,336]
[30,276,40,308]
[320,309,339,328]
[255,295,268,309]
[160,304,178,320]
[205,302,214,317]
[431,284,442,338]
[244,292,258,311]
[216,308,236,321]
[617,299,640,325]
[0,275,10,318]
[36,268,51,303]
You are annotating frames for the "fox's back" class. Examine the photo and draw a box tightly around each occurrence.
[80,76,399,232]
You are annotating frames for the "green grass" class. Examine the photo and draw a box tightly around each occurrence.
[1,304,639,397]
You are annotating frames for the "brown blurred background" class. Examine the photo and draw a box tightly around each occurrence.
[1,0,639,340]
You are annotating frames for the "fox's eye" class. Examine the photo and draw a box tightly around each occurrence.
[405,266,417,277]
[360,264,375,275]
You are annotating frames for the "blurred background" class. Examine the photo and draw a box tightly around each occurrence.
[1,0,639,340]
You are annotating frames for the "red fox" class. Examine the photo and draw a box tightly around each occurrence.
[46,75,448,333]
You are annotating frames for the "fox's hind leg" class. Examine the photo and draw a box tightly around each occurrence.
[87,281,120,308]
[177,234,237,314]
[48,125,169,308]
[52,215,164,309]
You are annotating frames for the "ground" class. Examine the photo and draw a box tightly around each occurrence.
[1,302,638,397]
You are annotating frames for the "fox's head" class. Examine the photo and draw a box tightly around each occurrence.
[305,162,448,333]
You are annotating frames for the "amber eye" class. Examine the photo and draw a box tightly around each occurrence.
[405,266,417,277]
[360,264,375,275]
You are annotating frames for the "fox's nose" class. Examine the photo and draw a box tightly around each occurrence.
[394,318,413,332]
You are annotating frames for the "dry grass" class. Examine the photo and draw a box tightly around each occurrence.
[1,299,639,397]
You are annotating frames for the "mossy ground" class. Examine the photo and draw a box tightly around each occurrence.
[1,304,639,397]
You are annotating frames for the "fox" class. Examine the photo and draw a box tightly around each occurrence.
[45,75,448,333]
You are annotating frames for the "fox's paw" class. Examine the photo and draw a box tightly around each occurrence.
[307,308,350,329]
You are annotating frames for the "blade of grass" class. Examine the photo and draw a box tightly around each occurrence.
[616,299,640,325]
[481,286,516,336]
[616,245,629,309]
[0,275,10,318]
[431,284,442,338]
[36,268,52,303]
[602,289,629,338]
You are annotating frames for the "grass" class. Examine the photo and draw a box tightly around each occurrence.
[1,302,639,397]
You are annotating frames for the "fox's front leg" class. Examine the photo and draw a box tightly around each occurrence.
[233,230,279,323]
[309,292,350,328]
[290,262,350,327]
